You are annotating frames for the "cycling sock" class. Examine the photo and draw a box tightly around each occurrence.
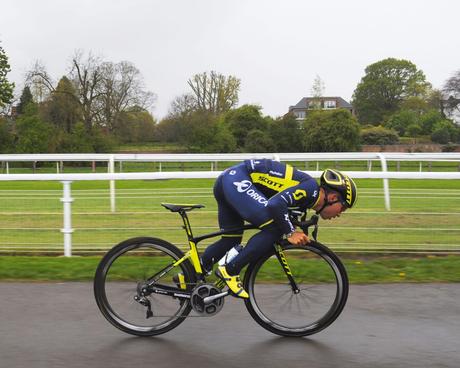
[201,236,242,271]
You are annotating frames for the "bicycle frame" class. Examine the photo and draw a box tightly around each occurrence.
[143,207,318,296]
[172,209,257,276]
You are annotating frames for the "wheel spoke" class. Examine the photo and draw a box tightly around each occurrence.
[94,240,194,336]
[245,243,348,336]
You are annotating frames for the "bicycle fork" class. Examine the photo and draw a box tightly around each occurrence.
[274,244,300,294]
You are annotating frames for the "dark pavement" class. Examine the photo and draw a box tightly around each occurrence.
[0,282,459,368]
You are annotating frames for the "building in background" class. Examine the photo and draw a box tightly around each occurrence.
[288,96,353,120]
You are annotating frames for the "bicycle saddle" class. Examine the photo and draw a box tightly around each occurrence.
[161,203,205,212]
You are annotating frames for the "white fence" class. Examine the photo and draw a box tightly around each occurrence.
[1,153,460,256]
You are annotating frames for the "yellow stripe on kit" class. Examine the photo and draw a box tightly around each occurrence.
[250,165,299,193]
[259,219,274,228]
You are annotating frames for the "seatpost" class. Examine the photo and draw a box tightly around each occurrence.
[179,210,194,241]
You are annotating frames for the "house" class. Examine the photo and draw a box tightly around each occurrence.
[288,96,353,119]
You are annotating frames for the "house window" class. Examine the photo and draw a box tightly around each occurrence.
[295,111,305,119]
[324,100,336,109]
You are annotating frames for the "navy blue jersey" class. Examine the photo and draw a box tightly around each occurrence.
[244,159,320,234]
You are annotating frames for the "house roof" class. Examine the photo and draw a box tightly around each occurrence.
[289,96,352,110]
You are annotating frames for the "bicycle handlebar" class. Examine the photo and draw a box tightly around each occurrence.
[290,214,319,241]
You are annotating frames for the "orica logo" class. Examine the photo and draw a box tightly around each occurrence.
[233,180,252,193]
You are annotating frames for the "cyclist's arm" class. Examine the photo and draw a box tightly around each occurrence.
[266,178,319,236]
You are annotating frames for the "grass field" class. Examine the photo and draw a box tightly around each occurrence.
[0,175,459,255]
[1,160,460,281]
[0,255,459,283]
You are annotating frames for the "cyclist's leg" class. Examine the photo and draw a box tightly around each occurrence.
[216,165,279,276]
[201,172,243,272]
[226,223,281,276]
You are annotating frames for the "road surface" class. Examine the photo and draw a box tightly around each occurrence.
[0,283,459,368]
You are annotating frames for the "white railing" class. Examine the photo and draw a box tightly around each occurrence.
[1,152,460,256]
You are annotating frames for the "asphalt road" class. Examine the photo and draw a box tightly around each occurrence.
[0,282,459,368]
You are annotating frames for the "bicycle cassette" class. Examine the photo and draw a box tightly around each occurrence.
[190,283,225,316]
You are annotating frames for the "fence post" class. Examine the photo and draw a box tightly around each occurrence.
[109,155,116,213]
[61,181,74,257]
[6,162,9,174]
[377,153,391,211]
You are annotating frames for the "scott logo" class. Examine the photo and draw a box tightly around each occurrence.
[293,189,306,200]
[233,180,252,193]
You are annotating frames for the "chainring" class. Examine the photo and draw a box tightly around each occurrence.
[190,283,225,316]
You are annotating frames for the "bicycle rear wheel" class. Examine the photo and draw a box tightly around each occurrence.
[94,237,196,336]
[244,241,348,337]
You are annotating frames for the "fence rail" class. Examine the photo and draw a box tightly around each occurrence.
[1,153,459,256]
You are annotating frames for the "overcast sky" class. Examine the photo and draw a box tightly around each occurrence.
[1,0,459,120]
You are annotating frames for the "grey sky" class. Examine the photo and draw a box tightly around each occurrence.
[1,0,459,120]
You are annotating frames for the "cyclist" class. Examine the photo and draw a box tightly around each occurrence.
[201,159,357,298]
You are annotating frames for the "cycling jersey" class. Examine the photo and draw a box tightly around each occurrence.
[242,159,320,234]
[201,159,320,275]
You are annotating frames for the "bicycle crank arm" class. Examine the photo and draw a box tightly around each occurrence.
[203,291,228,304]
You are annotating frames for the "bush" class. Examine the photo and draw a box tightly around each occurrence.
[360,125,399,145]
[441,143,459,152]
[384,110,418,136]
[304,109,361,152]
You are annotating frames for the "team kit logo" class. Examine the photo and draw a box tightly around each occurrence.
[233,180,268,206]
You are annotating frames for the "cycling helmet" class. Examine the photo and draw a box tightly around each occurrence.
[320,169,358,209]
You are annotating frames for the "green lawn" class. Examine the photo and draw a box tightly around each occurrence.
[0,171,459,281]
[0,177,459,255]
[0,255,459,282]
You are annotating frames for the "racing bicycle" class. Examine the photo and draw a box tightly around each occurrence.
[94,203,349,337]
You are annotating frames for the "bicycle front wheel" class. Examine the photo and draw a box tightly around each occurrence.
[94,237,196,336]
[244,241,348,337]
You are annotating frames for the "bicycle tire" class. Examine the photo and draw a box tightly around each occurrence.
[94,237,196,336]
[243,241,348,337]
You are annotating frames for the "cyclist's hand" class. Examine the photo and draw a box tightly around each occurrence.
[287,231,310,246]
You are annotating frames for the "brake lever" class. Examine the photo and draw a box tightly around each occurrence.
[300,215,319,241]
[311,223,318,241]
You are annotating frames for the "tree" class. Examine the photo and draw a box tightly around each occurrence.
[419,110,445,135]
[25,60,54,103]
[310,75,325,109]
[27,51,155,133]
[114,108,156,143]
[244,129,276,152]
[16,86,34,115]
[68,51,105,131]
[303,109,361,152]
[155,116,184,143]
[222,104,268,147]
[352,58,430,124]
[180,110,220,152]
[270,113,305,152]
[15,104,54,153]
[187,71,240,114]
[167,93,197,118]
[0,44,14,109]
[96,61,155,132]
[0,117,14,152]
[443,70,460,119]
[42,76,81,133]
